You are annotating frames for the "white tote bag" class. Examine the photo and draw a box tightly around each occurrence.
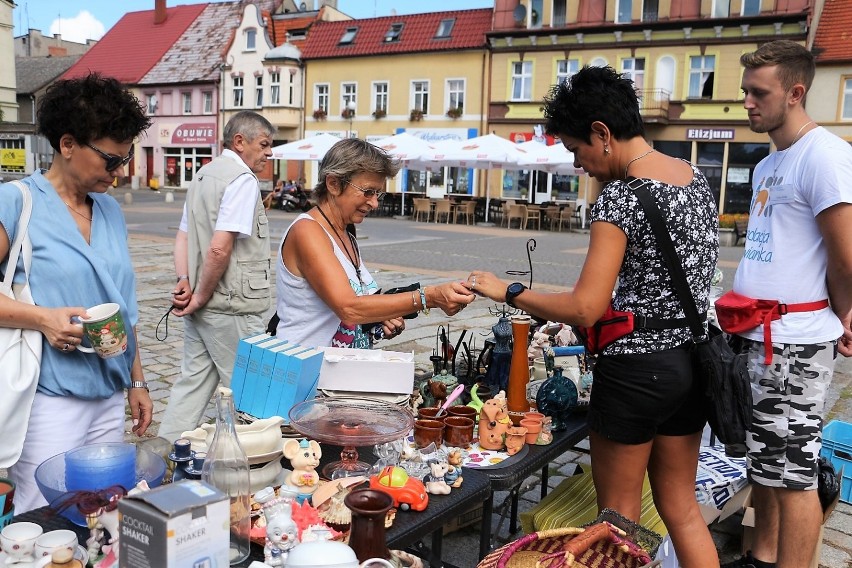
[0,180,43,469]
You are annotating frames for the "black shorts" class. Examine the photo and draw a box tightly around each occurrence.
[587,344,707,444]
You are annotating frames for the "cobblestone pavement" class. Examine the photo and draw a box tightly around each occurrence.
[13,188,852,567]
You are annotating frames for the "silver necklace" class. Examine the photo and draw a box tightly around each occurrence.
[624,148,655,178]
[62,199,92,221]
[773,120,814,179]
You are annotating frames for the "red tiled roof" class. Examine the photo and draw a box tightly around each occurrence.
[301,8,492,60]
[61,4,208,83]
[270,14,317,46]
[812,0,852,62]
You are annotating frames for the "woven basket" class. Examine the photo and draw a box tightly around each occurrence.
[477,522,659,568]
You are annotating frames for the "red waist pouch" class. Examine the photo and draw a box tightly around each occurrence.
[576,304,634,355]
[715,290,828,363]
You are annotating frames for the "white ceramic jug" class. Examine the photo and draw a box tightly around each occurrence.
[285,541,394,568]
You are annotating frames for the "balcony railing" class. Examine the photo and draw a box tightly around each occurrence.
[637,89,670,122]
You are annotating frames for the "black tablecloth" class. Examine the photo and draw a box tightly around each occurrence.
[15,454,491,568]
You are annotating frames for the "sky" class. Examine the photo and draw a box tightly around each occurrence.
[13,0,494,44]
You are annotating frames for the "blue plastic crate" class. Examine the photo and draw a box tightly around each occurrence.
[821,420,852,504]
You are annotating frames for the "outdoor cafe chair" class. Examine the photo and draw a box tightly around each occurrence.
[544,206,561,231]
[412,198,432,222]
[455,200,477,225]
[506,204,529,230]
[434,199,452,223]
[501,200,516,227]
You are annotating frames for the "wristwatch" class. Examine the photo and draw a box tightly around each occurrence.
[505,282,528,308]
[130,381,149,392]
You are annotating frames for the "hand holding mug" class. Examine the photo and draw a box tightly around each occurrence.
[73,303,128,359]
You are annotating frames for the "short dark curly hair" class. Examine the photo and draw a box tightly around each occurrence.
[37,73,151,151]
[543,65,645,144]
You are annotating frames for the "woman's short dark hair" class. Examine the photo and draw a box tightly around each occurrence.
[37,73,151,151]
[314,138,400,202]
[543,65,645,143]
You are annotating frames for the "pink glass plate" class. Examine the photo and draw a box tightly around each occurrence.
[289,396,414,478]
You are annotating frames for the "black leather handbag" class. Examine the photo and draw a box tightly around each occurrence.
[630,178,752,446]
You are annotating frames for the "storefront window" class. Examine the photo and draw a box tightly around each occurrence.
[654,140,691,160]
[405,170,427,193]
[448,167,471,194]
[696,142,724,208]
[503,169,536,200]
[552,174,579,201]
[724,142,769,214]
[164,147,213,188]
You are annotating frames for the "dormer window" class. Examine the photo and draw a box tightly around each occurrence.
[384,23,403,42]
[245,28,257,51]
[339,27,358,45]
[289,28,307,41]
[435,18,455,38]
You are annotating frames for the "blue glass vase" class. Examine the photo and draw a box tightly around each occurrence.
[535,366,578,432]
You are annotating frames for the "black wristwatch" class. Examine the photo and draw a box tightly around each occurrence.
[505,282,527,308]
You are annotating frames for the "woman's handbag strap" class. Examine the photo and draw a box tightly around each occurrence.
[2,181,34,290]
[626,177,707,343]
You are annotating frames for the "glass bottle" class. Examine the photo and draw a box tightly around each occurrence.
[201,387,251,565]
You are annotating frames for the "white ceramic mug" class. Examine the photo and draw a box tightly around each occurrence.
[34,529,77,560]
[0,521,43,562]
[77,303,128,359]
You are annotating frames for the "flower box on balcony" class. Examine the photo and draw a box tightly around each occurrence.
[312,109,327,120]
[409,109,424,122]
[446,107,463,119]
[372,108,387,119]
[341,108,355,119]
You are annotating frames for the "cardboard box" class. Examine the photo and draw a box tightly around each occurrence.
[317,347,414,394]
[230,333,274,406]
[235,337,282,413]
[118,480,229,568]
[237,341,322,420]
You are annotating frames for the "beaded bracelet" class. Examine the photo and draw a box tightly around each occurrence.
[419,287,430,315]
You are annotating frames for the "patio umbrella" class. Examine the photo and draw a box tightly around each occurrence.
[371,132,437,215]
[413,134,532,222]
[271,132,343,161]
[517,141,583,175]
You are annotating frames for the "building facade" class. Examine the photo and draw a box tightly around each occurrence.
[300,9,492,194]
[486,0,812,213]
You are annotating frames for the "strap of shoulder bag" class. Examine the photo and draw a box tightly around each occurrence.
[2,181,34,290]
[627,177,707,343]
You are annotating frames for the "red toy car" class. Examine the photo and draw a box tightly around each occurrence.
[369,465,429,512]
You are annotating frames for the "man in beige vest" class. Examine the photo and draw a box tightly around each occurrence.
[159,111,274,442]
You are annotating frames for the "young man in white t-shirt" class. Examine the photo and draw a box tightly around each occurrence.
[724,40,852,568]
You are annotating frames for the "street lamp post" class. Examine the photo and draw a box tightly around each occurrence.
[345,100,356,139]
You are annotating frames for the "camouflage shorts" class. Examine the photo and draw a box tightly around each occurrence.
[743,339,837,490]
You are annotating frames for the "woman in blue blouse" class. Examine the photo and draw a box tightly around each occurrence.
[0,73,153,513]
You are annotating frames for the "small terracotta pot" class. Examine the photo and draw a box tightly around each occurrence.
[443,416,474,448]
[519,418,542,444]
[417,407,444,421]
[524,411,545,424]
[447,405,478,420]
[413,419,445,449]
[504,427,528,456]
